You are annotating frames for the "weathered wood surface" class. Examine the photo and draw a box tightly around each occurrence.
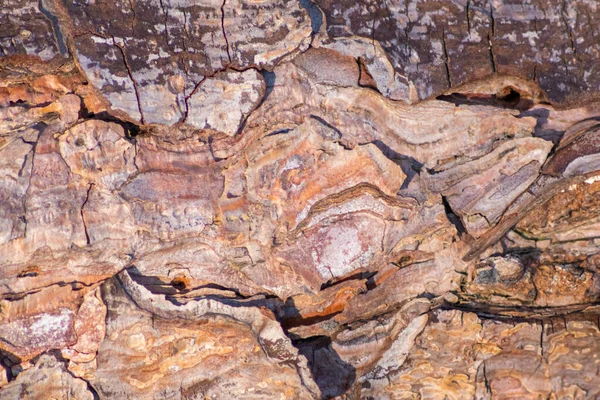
[1,0,600,398]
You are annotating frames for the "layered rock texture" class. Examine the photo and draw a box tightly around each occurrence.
[2,0,600,398]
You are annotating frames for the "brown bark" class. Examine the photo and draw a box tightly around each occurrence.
[1,0,600,398]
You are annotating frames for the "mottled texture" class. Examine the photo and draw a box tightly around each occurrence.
[316,0,600,103]
[2,0,600,398]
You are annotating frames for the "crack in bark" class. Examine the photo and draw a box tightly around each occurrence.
[81,183,94,245]
[441,194,466,237]
[560,0,577,59]
[486,4,497,75]
[489,4,496,36]
[487,33,496,74]
[465,0,471,34]
[441,30,452,88]
[370,4,378,53]
[158,0,174,54]
[540,320,544,358]
[482,361,492,394]
[181,8,190,70]
[111,38,145,124]
[181,76,207,123]
[220,0,232,65]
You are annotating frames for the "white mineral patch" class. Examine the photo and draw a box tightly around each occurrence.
[522,31,539,47]
[585,175,600,184]
[311,216,381,279]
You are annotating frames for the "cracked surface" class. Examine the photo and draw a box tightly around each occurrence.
[316,0,600,103]
[2,0,600,399]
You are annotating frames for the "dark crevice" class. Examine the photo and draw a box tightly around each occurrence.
[264,128,293,138]
[498,87,521,103]
[86,382,101,400]
[372,140,423,190]
[436,89,528,110]
[309,115,342,138]
[258,69,276,106]
[487,33,496,74]
[441,30,452,88]
[482,362,492,395]
[466,0,471,34]
[125,266,279,306]
[319,271,374,291]
[8,100,53,109]
[17,143,31,178]
[489,4,496,36]
[234,69,275,135]
[17,267,39,278]
[81,183,94,245]
[488,4,497,74]
[356,58,379,92]
[0,350,21,382]
[220,0,232,64]
[540,320,545,357]
[291,335,356,399]
[441,195,466,238]
[181,76,207,123]
[78,110,141,139]
[39,350,101,400]
[283,310,343,330]
[207,136,224,162]
[111,37,146,124]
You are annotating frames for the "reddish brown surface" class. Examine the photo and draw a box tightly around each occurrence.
[2,0,600,398]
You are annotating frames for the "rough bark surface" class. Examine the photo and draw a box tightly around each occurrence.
[1,0,600,399]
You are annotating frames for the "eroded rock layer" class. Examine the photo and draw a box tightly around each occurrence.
[1,0,600,398]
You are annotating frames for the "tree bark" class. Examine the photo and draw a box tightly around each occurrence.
[1,0,600,398]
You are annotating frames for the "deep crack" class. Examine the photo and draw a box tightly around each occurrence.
[220,0,232,64]
[111,37,146,124]
[441,30,452,88]
[81,183,94,245]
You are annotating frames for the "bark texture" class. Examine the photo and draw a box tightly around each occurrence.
[1,0,600,399]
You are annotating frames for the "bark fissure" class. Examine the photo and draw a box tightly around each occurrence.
[111,37,146,124]
[81,183,94,245]
[441,30,452,88]
[220,0,232,64]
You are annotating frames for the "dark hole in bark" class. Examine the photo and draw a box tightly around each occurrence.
[497,87,521,104]
[171,277,188,291]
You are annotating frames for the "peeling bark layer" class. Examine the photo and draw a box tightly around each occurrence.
[2,0,600,399]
